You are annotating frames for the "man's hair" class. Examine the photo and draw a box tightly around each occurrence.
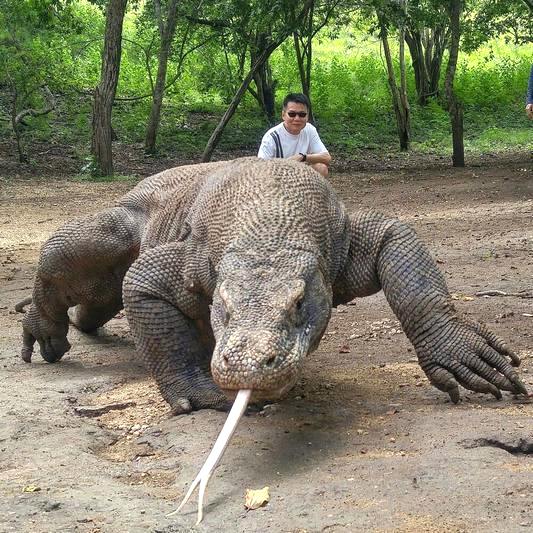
[283,93,310,110]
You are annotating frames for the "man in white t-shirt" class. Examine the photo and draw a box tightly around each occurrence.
[257,93,331,177]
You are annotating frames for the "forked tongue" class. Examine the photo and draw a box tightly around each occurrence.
[168,388,252,524]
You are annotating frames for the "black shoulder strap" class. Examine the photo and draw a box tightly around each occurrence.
[269,131,284,158]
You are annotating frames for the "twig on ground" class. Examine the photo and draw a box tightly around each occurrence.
[475,290,533,299]
[74,401,137,417]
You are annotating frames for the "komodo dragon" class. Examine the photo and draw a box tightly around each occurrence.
[19,157,528,522]
[20,156,527,408]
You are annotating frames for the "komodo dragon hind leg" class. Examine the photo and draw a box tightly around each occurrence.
[123,243,230,415]
[21,206,142,363]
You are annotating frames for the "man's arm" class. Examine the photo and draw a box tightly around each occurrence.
[257,133,276,159]
[303,151,331,165]
[304,126,331,166]
[289,151,331,165]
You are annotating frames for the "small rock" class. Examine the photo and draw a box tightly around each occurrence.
[43,502,61,512]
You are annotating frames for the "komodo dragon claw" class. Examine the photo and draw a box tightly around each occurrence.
[15,297,32,313]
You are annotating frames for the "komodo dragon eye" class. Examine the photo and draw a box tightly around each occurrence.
[218,282,232,326]
[286,280,306,324]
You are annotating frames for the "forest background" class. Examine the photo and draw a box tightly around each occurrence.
[0,0,531,178]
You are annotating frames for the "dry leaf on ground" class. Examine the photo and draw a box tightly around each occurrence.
[245,486,270,510]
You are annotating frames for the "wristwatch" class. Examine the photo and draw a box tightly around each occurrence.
[299,153,307,162]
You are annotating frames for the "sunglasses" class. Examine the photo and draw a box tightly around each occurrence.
[286,111,307,118]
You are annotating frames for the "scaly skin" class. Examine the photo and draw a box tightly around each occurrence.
[21,157,528,412]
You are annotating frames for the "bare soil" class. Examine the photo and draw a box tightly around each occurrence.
[1,154,532,533]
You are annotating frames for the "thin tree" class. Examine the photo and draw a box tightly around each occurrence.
[249,32,278,125]
[404,1,450,105]
[145,0,180,154]
[292,0,342,124]
[443,0,464,167]
[91,0,128,177]
[201,41,282,162]
[10,86,56,163]
[377,2,410,151]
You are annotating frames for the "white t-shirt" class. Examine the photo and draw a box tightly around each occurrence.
[257,122,328,159]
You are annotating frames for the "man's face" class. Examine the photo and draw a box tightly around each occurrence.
[282,101,308,135]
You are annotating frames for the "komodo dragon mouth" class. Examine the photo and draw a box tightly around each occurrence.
[221,379,299,401]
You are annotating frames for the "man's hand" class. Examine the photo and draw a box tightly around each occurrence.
[288,154,305,162]
[526,103,533,119]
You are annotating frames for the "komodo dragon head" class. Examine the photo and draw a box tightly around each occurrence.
[174,251,333,524]
[209,251,332,401]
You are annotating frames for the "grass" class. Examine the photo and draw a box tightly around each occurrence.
[73,172,139,183]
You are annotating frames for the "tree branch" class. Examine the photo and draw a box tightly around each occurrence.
[14,86,56,125]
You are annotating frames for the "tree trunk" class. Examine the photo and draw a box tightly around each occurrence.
[251,33,277,125]
[10,85,56,163]
[427,26,447,97]
[444,0,464,167]
[398,4,410,150]
[405,30,430,105]
[379,16,410,151]
[91,0,128,177]
[145,0,179,154]
[293,1,315,124]
[10,89,27,163]
[293,33,315,124]
[251,59,277,124]
[405,25,448,105]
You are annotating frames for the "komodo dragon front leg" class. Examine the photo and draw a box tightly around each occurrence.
[333,210,528,402]
[123,242,230,414]
[21,206,143,363]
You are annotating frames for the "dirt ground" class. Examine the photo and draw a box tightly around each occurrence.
[1,154,532,533]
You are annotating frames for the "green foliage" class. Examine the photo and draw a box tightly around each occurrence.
[462,0,532,52]
[1,1,531,166]
[454,48,532,106]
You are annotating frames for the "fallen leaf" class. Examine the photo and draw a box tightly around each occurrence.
[22,485,41,493]
[451,293,474,301]
[245,486,270,510]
